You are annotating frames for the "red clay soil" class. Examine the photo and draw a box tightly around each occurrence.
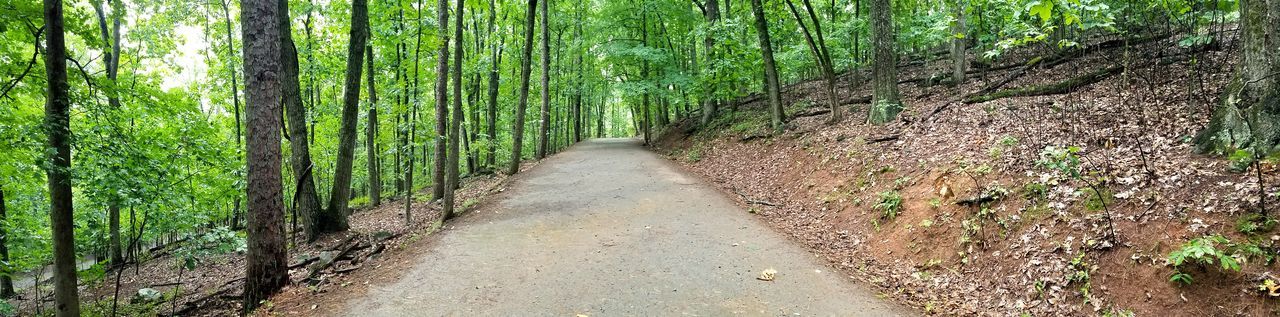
[652,32,1280,316]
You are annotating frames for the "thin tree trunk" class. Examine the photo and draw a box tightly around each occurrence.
[784,0,840,124]
[536,0,551,159]
[42,0,80,315]
[279,0,323,241]
[509,0,538,175]
[434,0,451,201]
[951,0,966,84]
[444,0,465,220]
[93,1,127,267]
[220,0,245,230]
[366,43,381,207]
[486,0,503,169]
[325,0,370,232]
[749,0,783,131]
[699,0,720,126]
[0,187,14,299]
[240,0,288,311]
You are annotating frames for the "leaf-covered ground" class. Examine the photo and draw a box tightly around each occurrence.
[653,31,1280,316]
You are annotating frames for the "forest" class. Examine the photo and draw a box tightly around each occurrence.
[2,0,1279,315]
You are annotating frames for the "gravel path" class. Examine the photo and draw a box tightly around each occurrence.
[342,138,913,316]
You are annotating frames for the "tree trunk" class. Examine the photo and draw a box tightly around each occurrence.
[444,0,464,220]
[221,0,245,230]
[509,0,538,175]
[93,1,127,267]
[240,0,288,311]
[325,0,370,232]
[536,0,551,159]
[750,0,784,131]
[278,0,323,241]
[1194,0,1280,153]
[366,44,382,207]
[486,0,503,169]
[950,0,966,84]
[785,0,840,124]
[699,0,721,126]
[434,0,451,201]
[867,0,902,124]
[42,1,81,315]
[0,187,14,299]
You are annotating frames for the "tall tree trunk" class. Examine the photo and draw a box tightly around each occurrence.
[445,0,465,219]
[699,0,720,126]
[0,187,14,299]
[240,0,288,311]
[1194,0,1280,153]
[950,0,966,84]
[434,0,451,200]
[279,0,323,242]
[325,0,370,232]
[93,0,126,268]
[536,0,551,159]
[366,44,381,207]
[42,1,81,315]
[750,0,784,132]
[867,0,902,124]
[785,0,840,124]
[486,0,504,169]
[509,0,538,175]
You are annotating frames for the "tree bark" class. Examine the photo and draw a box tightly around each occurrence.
[486,0,503,169]
[444,0,464,220]
[950,0,966,84]
[366,44,381,207]
[93,0,127,267]
[698,0,721,126]
[278,0,323,241]
[867,0,902,124]
[536,0,552,159]
[1194,0,1280,153]
[325,0,370,232]
[750,0,784,131]
[240,0,288,311]
[42,0,81,315]
[434,0,452,201]
[220,0,245,230]
[509,0,538,175]
[0,187,14,299]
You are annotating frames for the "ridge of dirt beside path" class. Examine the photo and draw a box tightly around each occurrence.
[272,138,914,316]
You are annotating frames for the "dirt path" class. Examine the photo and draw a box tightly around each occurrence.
[340,138,913,316]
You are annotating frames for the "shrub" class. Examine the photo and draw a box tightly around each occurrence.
[1166,235,1241,286]
[874,191,904,227]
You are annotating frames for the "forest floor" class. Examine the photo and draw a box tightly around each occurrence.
[651,31,1280,315]
[264,138,911,316]
[13,165,516,316]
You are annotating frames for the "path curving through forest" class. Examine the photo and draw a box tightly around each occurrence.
[340,138,912,316]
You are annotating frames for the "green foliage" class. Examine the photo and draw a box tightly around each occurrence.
[174,226,246,269]
[1082,187,1112,212]
[874,191,904,227]
[1236,214,1277,236]
[1166,235,1243,285]
[1037,146,1082,178]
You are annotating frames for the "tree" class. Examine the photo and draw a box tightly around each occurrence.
[698,0,720,126]
[1194,0,1280,153]
[509,0,538,175]
[241,0,288,310]
[750,0,783,131]
[92,0,126,268]
[42,0,82,315]
[537,0,552,159]
[445,0,466,220]
[325,0,371,232]
[0,186,14,299]
[279,0,324,241]
[950,0,966,85]
[367,42,382,207]
[867,0,902,124]
[785,0,840,124]
[486,0,505,169]
[434,0,451,201]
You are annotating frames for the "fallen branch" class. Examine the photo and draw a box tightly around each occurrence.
[964,65,1125,104]
[973,33,1169,95]
[866,134,900,144]
[732,189,779,207]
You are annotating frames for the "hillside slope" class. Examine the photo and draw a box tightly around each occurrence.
[654,32,1280,316]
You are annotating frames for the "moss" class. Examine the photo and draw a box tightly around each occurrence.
[867,100,902,125]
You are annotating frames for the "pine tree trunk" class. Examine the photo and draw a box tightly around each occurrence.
[366,44,382,207]
[510,0,538,175]
[240,0,288,311]
[867,0,902,124]
[279,0,324,241]
[1194,0,1280,153]
[323,0,368,233]
[751,0,783,131]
